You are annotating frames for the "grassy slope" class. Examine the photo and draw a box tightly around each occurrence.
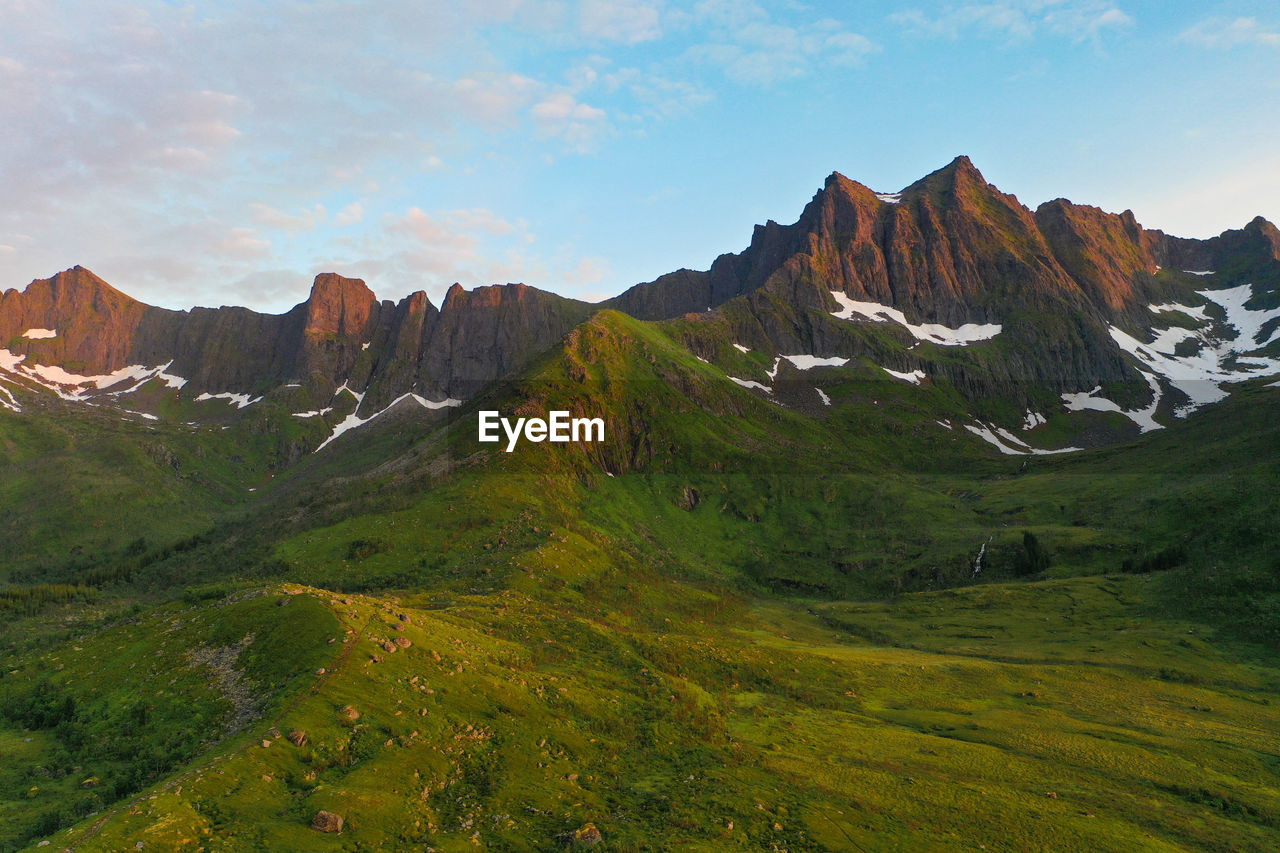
[24,575,1280,852]
[1,311,1277,850]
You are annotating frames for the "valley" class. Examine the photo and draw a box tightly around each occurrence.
[1,158,1278,850]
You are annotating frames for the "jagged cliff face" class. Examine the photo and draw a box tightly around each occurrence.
[0,269,591,412]
[0,267,150,370]
[613,156,1280,325]
[611,156,1280,393]
[3,156,1278,455]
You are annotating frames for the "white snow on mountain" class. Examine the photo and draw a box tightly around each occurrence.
[195,391,262,409]
[22,328,57,339]
[881,366,925,384]
[1062,373,1164,432]
[1149,302,1209,322]
[0,349,188,402]
[1106,285,1280,417]
[0,383,20,412]
[782,354,849,370]
[830,291,1002,346]
[315,392,461,453]
[964,422,1081,456]
[727,376,771,393]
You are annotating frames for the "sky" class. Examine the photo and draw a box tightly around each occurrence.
[1,1,1278,313]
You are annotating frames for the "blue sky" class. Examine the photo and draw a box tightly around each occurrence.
[1,1,1278,312]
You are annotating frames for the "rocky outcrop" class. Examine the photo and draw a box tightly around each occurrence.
[414,282,592,400]
[2,270,590,409]
[5,156,1277,426]
[0,266,149,371]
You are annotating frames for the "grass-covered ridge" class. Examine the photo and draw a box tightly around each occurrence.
[14,572,1278,852]
[0,304,1277,849]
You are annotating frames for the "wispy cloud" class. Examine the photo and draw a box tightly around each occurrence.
[686,2,876,85]
[579,0,663,44]
[314,206,605,306]
[891,1,1132,43]
[1180,17,1280,49]
[530,93,611,151]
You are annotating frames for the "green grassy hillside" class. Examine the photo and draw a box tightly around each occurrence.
[1,310,1277,850]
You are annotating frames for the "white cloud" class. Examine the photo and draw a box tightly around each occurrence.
[579,0,662,44]
[686,3,876,85]
[1180,17,1280,49]
[0,1,645,310]
[249,203,328,233]
[218,227,272,259]
[891,2,1132,43]
[448,73,544,127]
[530,93,610,150]
[335,202,364,226]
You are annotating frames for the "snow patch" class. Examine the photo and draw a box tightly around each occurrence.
[815,387,831,406]
[695,356,709,363]
[195,391,262,409]
[1185,270,1215,276]
[22,328,57,339]
[881,366,925,385]
[830,291,1002,346]
[875,192,902,204]
[292,408,333,418]
[782,354,849,370]
[1107,286,1280,417]
[732,343,750,354]
[964,422,1081,456]
[314,392,462,453]
[0,382,20,412]
[333,382,365,403]
[727,376,771,393]
[0,349,187,401]
[1022,411,1046,430]
[936,419,952,430]
[1149,302,1209,322]
[361,342,371,351]
[1061,372,1164,432]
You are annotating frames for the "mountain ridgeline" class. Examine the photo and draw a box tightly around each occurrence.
[4,160,1280,853]
[3,156,1279,453]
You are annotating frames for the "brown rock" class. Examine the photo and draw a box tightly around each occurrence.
[394,637,412,649]
[311,810,344,833]
[288,729,308,748]
[339,705,360,722]
[568,823,602,846]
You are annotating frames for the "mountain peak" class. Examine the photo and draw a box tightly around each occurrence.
[905,154,987,197]
[23,265,130,301]
[304,272,376,338]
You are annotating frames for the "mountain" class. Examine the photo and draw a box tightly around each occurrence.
[3,157,1280,851]
[5,156,1279,449]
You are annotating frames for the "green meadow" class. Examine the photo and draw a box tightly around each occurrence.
[0,310,1277,850]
